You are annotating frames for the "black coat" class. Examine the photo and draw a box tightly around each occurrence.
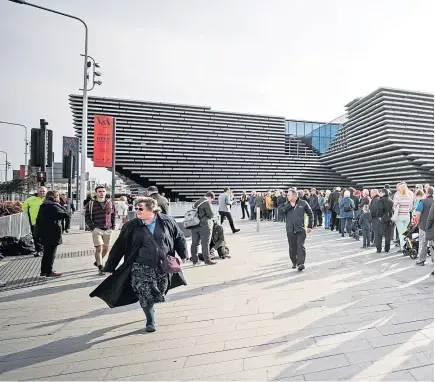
[34,200,67,246]
[329,191,340,210]
[90,215,187,308]
[377,195,393,223]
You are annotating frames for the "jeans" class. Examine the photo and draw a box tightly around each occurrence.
[273,208,279,221]
[41,244,58,275]
[313,209,322,226]
[61,213,71,232]
[417,229,428,263]
[143,303,155,326]
[250,206,255,220]
[362,227,370,247]
[190,226,212,263]
[324,212,331,229]
[331,211,339,231]
[340,217,353,236]
[286,230,307,266]
[396,214,410,250]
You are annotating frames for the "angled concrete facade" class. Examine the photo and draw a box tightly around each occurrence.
[69,95,351,200]
[321,88,434,188]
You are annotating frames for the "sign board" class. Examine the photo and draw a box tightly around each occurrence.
[93,115,114,167]
[62,136,79,157]
[19,165,25,180]
[13,170,20,180]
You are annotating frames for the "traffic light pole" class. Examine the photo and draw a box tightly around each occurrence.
[40,120,47,186]
[67,150,73,213]
[0,151,7,182]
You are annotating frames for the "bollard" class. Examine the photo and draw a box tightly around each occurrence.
[256,207,260,232]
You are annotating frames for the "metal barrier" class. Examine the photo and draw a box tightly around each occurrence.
[0,213,31,239]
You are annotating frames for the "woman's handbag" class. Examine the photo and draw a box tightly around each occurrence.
[143,226,181,273]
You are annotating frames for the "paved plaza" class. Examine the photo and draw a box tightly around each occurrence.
[0,219,433,381]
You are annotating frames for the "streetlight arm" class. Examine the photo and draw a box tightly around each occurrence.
[10,0,88,31]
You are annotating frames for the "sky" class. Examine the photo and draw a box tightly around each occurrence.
[1,0,433,183]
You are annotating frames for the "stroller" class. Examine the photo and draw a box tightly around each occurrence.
[350,210,363,241]
[402,224,431,259]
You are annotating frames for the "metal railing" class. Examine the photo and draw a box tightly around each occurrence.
[0,213,31,239]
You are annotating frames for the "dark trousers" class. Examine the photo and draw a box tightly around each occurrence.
[61,214,71,232]
[313,209,322,226]
[241,202,250,219]
[340,217,353,236]
[250,206,256,220]
[41,244,58,275]
[331,211,339,231]
[286,230,307,266]
[371,217,380,243]
[191,226,212,262]
[376,221,392,252]
[362,227,370,247]
[219,211,236,232]
[30,224,43,252]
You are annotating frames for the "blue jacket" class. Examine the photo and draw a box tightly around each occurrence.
[339,197,355,218]
[249,195,255,207]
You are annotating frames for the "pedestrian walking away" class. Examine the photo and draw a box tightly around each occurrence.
[218,187,240,233]
[147,186,170,215]
[34,191,68,277]
[280,188,314,271]
[85,186,117,275]
[90,197,187,333]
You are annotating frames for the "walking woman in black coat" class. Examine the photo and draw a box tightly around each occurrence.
[90,197,187,333]
[35,191,68,277]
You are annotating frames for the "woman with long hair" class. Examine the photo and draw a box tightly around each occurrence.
[35,190,68,277]
[323,190,332,229]
[393,183,412,251]
[91,197,187,332]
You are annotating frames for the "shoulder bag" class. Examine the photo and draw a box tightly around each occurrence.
[143,226,181,273]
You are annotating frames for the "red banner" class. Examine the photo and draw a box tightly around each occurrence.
[19,165,25,180]
[93,115,114,167]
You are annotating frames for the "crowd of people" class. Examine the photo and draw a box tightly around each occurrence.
[13,181,434,331]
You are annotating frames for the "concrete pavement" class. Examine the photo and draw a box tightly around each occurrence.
[0,218,433,381]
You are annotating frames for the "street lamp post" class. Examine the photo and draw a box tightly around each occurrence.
[8,0,89,229]
[0,151,8,182]
[0,121,28,176]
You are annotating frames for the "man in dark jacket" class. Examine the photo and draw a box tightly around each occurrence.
[240,191,250,219]
[415,187,434,265]
[375,189,393,253]
[190,191,216,265]
[349,188,360,211]
[309,188,321,227]
[281,188,314,271]
[328,187,341,231]
[369,189,380,245]
[147,186,169,215]
[425,203,434,275]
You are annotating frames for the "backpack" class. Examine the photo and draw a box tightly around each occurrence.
[343,200,352,212]
[183,200,207,229]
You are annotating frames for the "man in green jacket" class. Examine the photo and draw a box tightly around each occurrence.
[22,186,47,256]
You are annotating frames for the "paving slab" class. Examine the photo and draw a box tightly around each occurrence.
[0,219,433,381]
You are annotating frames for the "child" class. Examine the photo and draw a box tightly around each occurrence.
[359,205,372,249]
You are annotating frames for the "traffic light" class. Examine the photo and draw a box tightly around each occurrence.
[6,161,11,169]
[30,121,53,168]
[36,171,47,183]
[62,155,76,178]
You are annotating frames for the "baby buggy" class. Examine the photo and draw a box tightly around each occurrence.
[350,210,362,241]
[402,224,431,259]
